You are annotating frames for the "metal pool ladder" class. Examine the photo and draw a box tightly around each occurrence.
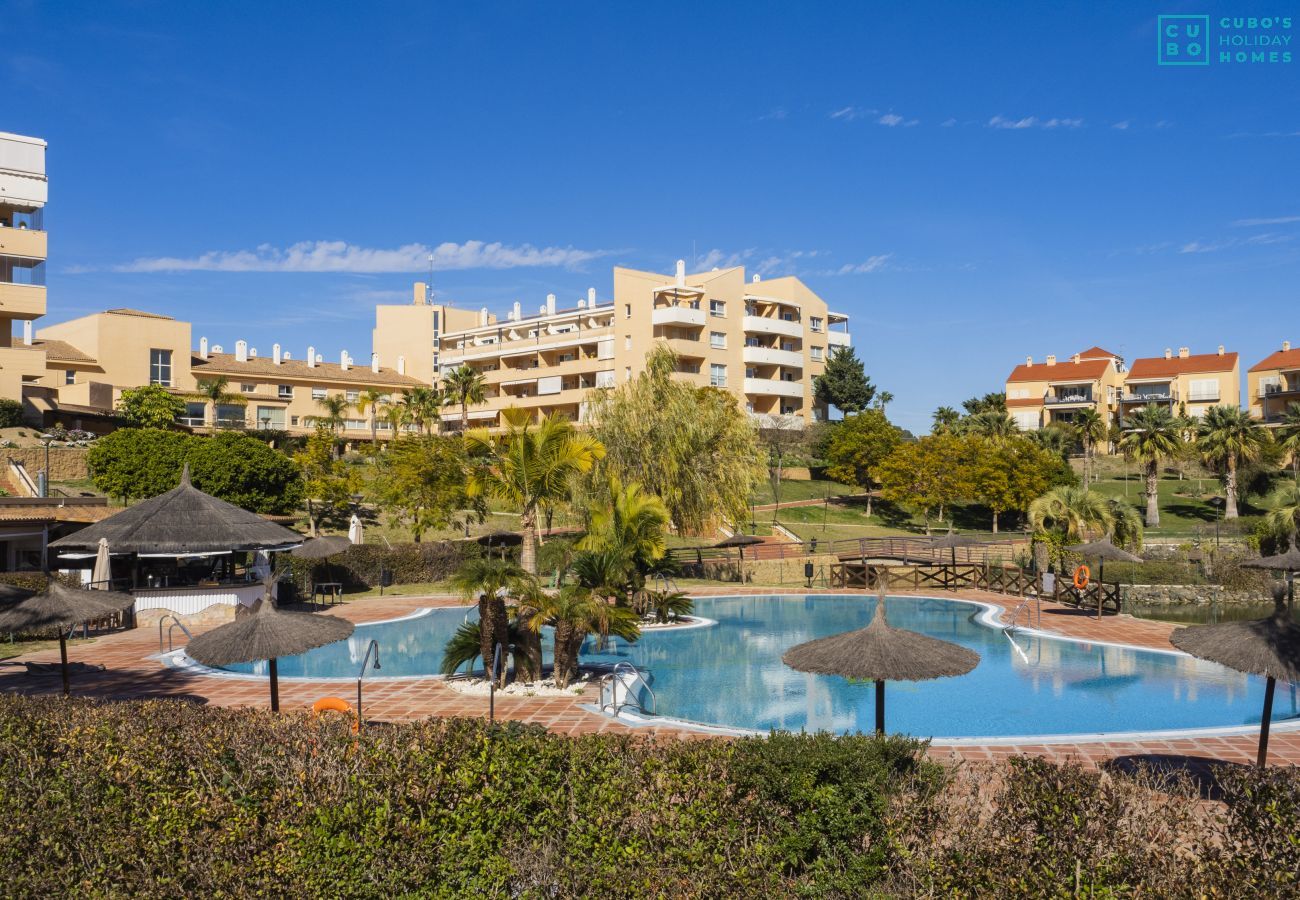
[158,614,193,655]
[601,662,656,717]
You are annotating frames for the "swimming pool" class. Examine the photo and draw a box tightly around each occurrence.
[212,595,1300,740]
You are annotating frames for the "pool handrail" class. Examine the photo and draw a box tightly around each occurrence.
[158,614,193,655]
[356,639,381,730]
[602,662,656,717]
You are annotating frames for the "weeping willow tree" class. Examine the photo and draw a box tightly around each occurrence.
[584,345,766,534]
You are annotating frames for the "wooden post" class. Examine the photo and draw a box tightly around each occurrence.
[1257,676,1276,767]
[874,679,885,735]
[59,632,70,697]
[268,657,280,712]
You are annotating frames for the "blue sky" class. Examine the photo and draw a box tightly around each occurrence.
[3,1,1298,433]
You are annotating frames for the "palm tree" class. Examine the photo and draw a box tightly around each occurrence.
[1028,485,1115,544]
[965,410,1019,441]
[465,408,605,574]
[1277,401,1300,484]
[1197,404,1271,520]
[315,394,349,436]
[875,390,895,414]
[931,406,960,435]
[355,389,387,447]
[447,556,532,687]
[567,547,634,604]
[523,584,640,689]
[1074,408,1107,488]
[396,386,442,435]
[1117,404,1183,528]
[1104,497,1144,551]
[1264,484,1300,550]
[194,376,243,428]
[442,365,487,432]
[576,478,670,588]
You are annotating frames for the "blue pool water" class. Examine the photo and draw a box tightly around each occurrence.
[218,595,1300,739]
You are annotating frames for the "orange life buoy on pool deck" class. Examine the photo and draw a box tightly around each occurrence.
[1073,565,1090,590]
[312,696,359,733]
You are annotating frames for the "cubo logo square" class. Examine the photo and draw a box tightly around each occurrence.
[1158,15,1210,65]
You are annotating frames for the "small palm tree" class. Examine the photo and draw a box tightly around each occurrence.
[524,584,640,689]
[442,365,487,432]
[965,410,1019,441]
[466,409,605,574]
[1197,404,1271,520]
[876,390,895,414]
[567,547,634,603]
[1118,404,1183,528]
[448,557,532,687]
[645,589,693,624]
[1277,401,1300,485]
[1104,498,1144,551]
[315,394,349,436]
[355,389,386,447]
[1028,485,1115,544]
[576,478,670,588]
[1264,484,1300,550]
[194,376,243,428]
[1074,408,1106,487]
[931,406,961,434]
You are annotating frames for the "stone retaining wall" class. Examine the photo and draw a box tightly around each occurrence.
[4,447,90,482]
[1122,583,1263,606]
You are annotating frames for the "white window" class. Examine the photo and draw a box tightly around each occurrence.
[810,316,823,332]
[240,383,256,393]
[345,390,359,403]
[746,367,757,378]
[344,418,367,431]
[710,331,726,349]
[624,336,632,350]
[149,349,172,386]
[625,304,632,319]
[538,376,562,395]
[290,416,300,426]
[64,370,75,385]
[597,339,614,360]
[311,387,327,400]
[710,364,727,387]
[278,385,293,399]
[1188,378,1219,402]
[709,300,726,317]
[811,346,823,361]
[1012,411,1039,430]
[781,311,796,322]
[595,370,616,388]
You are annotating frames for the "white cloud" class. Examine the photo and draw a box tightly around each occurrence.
[940,118,957,127]
[757,107,788,121]
[988,115,1083,130]
[1112,121,1130,130]
[1233,215,1300,227]
[829,106,875,121]
[113,239,610,274]
[878,113,904,127]
[1042,118,1084,129]
[988,115,1037,129]
[829,254,892,275]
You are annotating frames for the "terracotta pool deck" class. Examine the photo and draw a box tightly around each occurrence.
[3,587,1297,768]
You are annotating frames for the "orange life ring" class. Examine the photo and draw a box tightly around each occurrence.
[312,696,359,733]
[1073,565,1090,590]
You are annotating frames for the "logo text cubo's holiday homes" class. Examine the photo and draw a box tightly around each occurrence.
[1158,15,1292,66]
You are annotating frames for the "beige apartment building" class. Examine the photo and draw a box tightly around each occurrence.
[1121,347,1240,420]
[1004,347,1126,432]
[32,307,422,438]
[0,132,49,406]
[374,262,851,429]
[1247,340,1300,425]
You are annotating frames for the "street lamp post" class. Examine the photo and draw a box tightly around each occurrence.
[38,433,55,498]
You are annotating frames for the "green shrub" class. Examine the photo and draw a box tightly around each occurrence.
[0,398,23,428]
[282,540,478,589]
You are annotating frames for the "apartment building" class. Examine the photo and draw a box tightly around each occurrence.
[1004,347,1126,432]
[0,132,49,406]
[371,281,489,384]
[1247,340,1300,425]
[32,307,421,438]
[374,262,852,429]
[1121,346,1240,420]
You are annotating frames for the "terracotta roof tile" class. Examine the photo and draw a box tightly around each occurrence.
[1075,346,1121,360]
[1006,358,1113,384]
[1128,352,1238,379]
[1249,346,1300,373]
[105,308,174,320]
[31,338,96,364]
[193,353,423,388]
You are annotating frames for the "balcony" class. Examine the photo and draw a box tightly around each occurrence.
[1043,392,1095,407]
[0,228,46,259]
[827,331,851,347]
[440,326,612,366]
[1259,381,1300,399]
[662,337,707,359]
[0,283,45,319]
[742,346,803,368]
[651,306,706,328]
[1120,390,1176,404]
[742,315,802,339]
[744,377,804,399]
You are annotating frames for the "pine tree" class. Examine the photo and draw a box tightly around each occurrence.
[812,346,876,414]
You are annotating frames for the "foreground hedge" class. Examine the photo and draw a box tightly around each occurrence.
[0,697,1297,898]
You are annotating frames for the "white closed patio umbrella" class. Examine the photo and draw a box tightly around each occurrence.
[91,538,111,589]
[348,514,364,545]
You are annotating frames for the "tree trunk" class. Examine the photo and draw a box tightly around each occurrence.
[1145,463,1160,528]
[306,500,319,537]
[520,508,539,575]
[461,400,468,432]
[552,621,575,688]
[922,512,931,536]
[992,510,999,534]
[865,485,874,518]
[206,399,215,428]
[1223,455,1240,519]
[513,605,543,682]
[478,595,510,686]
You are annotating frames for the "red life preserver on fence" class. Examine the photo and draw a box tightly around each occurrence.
[312,696,359,733]
[1073,565,1090,590]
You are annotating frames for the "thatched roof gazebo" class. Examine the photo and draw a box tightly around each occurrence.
[185,587,355,711]
[1171,585,1300,766]
[0,581,134,695]
[929,533,979,565]
[782,590,980,734]
[1243,547,1300,613]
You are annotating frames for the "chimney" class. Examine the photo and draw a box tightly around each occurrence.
[675,259,686,286]
[307,346,316,368]
[283,351,292,360]
[1025,356,1033,367]
[479,307,488,326]
[1164,348,1172,359]
[413,281,427,305]
[1045,355,1057,366]
[212,344,223,354]
[752,274,761,283]
[248,347,257,358]
[199,337,209,359]
[546,293,556,315]
[273,343,281,365]
[512,301,522,321]
[1178,347,1190,359]
[234,340,248,362]
[397,355,406,375]
[371,352,379,373]
[1217,345,1225,356]
[587,287,596,306]
[341,351,351,371]
[577,298,586,309]
[1284,340,1292,352]
[21,321,32,346]
[1072,353,1080,364]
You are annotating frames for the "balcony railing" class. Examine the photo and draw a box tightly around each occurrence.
[1043,393,1094,406]
[1121,392,1175,403]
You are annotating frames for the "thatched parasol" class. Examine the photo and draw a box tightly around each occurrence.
[185,587,355,711]
[1171,585,1300,766]
[782,589,980,734]
[716,533,763,563]
[0,580,134,696]
[291,536,352,560]
[1242,548,1300,613]
[49,465,301,556]
[1067,537,1144,617]
[929,532,979,565]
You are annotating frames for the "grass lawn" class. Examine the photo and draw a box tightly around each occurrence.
[755,478,858,506]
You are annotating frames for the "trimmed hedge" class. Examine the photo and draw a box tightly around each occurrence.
[283,540,480,589]
[0,697,1297,898]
